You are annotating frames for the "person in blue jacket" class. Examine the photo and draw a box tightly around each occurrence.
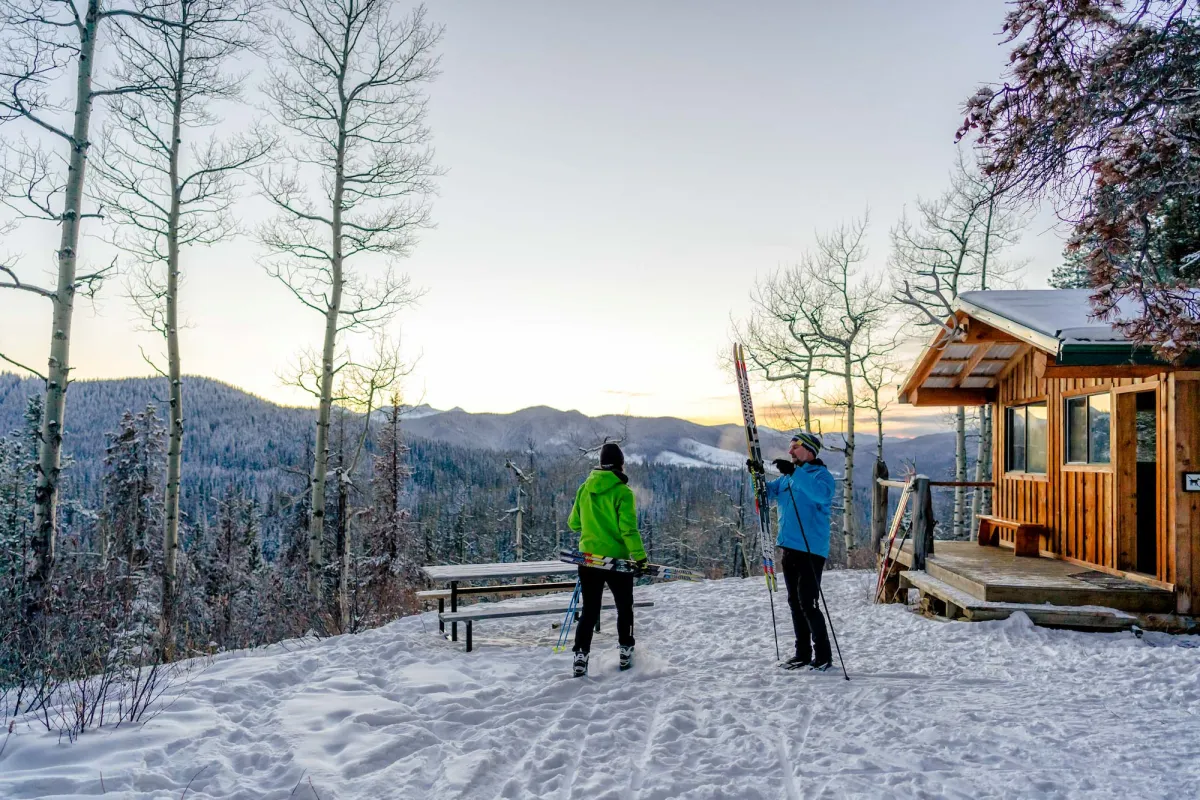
[766,432,836,671]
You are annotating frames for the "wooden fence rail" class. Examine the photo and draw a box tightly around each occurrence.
[870,464,995,566]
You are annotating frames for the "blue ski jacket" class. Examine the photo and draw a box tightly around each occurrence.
[767,461,836,559]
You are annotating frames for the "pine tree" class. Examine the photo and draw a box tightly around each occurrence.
[356,396,416,627]
[102,406,167,576]
[369,398,412,568]
[199,489,261,650]
[100,405,167,660]
[0,397,39,584]
[1048,249,1091,289]
[960,0,1200,358]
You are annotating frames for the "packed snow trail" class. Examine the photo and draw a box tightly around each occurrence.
[2,573,1200,799]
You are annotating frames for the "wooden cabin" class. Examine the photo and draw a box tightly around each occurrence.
[898,289,1200,617]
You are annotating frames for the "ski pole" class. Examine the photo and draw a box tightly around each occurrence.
[554,579,581,653]
[784,482,850,681]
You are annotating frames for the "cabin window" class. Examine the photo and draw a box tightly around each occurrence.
[1005,402,1047,474]
[1065,393,1111,465]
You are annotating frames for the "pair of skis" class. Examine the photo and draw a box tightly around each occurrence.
[736,343,849,679]
[553,549,700,653]
[558,549,704,582]
[733,343,781,660]
[873,480,914,603]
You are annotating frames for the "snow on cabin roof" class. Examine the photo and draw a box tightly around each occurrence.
[901,288,1199,406]
[955,289,1132,351]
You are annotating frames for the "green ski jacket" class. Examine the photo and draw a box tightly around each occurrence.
[568,469,648,562]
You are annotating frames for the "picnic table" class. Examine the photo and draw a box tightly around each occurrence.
[420,560,579,642]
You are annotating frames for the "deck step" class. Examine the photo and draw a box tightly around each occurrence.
[924,559,991,602]
[903,571,1138,631]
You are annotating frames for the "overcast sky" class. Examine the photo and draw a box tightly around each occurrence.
[0,1,1065,436]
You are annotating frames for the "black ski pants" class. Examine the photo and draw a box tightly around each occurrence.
[781,547,831,664]
[573,565,635,654]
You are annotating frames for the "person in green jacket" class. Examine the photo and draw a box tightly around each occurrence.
[568,442,648,677]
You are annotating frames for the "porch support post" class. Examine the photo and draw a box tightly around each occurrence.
[912,475,935,571]
[871,460,889,557]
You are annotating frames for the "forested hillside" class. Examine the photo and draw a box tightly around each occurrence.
[0,372,967,573]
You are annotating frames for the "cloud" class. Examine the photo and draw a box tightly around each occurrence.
[702,401,956,439]
[602,390,654,398]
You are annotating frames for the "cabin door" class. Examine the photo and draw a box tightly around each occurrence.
[1116,390,1159,576]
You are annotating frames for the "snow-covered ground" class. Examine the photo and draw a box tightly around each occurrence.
[3,572,1199,799]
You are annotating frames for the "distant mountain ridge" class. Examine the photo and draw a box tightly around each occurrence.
[396,403,797,468]
[0,373,963,481]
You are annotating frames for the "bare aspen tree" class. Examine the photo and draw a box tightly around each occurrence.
[93,0,269,655]
[734,272,826,432]
[856,329,901,462]
[801,217,889,557]
[333,339,405,631]
[0,0,179,594]
[890,156,1024,538]
[259,0,440,605]
[288,336,407,629]
[739,216,889,557]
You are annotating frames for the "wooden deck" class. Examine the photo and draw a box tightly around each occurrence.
[884,540,1174,615]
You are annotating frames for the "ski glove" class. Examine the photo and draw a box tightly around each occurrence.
[634,558,649,575]
[745,458,765,474]
[772,458,795,475]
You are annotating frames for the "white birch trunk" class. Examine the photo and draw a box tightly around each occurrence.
[162,16,188,656]
[337,469,350,631]
[841,354,855,555]
[875,395,884,460]
[308,118,348,603]
[954,406,966,539]
[802,375,812,432]
[31,1,101,590]
[970,406,993,538]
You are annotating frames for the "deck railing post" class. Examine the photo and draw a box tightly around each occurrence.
[912,475,935,571]
[871,460,889,556]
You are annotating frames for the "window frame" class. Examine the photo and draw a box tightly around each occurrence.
[1004,400,1049,476]
[1063,390,1112,466]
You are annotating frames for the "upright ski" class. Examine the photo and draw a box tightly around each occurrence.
[558,549,703,581]
[733,343,781,659]
[733,344,778,591]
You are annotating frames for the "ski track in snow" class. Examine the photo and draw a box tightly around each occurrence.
[3,572,1200,799]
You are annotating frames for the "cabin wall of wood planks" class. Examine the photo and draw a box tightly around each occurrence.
[992,350,1200,612]
[1172,376,1200,614]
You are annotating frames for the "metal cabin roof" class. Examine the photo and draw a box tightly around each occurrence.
[955,289,1129,352]
[897,289,1194,407]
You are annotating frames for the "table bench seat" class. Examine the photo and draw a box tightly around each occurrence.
[977,514,1046,558]
[440,600,654,652]
[418,582,579,635]
[416,582,576,602]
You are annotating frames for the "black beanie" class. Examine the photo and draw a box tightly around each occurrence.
[599,442,625,470]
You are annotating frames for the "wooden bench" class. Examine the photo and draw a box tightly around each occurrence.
[976,515,1045,558]
[440,600,654,652]
[416,582,578,632]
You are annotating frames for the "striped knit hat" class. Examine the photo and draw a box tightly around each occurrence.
[791,431,822,457]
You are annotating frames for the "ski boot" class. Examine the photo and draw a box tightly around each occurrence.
[809,659,833,673]
[572,651,589,678]
[780,653,811,671]
[619,645,634,671]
